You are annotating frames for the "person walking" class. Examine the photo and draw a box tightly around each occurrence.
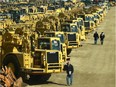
[63,58,74,86]
[93,31,99,44]
[100,32,105,45]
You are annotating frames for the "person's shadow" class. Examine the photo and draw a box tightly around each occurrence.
[24,80,67,86]
[85,42,101,45]
[47,81,67,86]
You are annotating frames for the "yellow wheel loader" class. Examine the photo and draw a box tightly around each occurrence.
[61,23,80,55]
[0,29,63,82]
[78,14,95,34]
[44,31,67,62]
[65,18,86,41]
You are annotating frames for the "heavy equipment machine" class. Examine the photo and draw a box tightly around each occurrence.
[37,37,64,63]
[37,5,47,13]
[35,20,51,35]
[88,5,106,21]
[96,8,106,21]
[0,28,63,82]
[77,18,86,40]
[85,14,98,27]
[9,9,21,23]
[46,5,55,15]
[78,14,95,34]
[61,23,80,55]
[8,7,38,23]
[65,18,86,41]
[35,15,60,35]
[44,31,67,62]
[92,12,101,25]
[0,19,15,32]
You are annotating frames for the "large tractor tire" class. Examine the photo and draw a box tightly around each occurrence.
[67,49,72,56]
[3,55,20,78]
[30,74,51,82]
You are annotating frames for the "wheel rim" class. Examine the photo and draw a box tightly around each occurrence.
[8,63,15,73]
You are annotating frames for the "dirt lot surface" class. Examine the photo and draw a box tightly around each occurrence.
[23,7,115,87]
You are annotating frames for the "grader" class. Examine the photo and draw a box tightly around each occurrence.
[0,27,63,82]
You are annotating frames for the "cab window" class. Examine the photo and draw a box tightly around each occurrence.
[38,39,50,49]
[71,25,78,32]
[52,40,60,50]
[56,34,65,43]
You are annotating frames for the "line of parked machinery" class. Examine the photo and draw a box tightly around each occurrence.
[0,0,115,86]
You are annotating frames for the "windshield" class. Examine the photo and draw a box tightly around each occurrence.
[71,25,78,32]
[100,11,103,14]
[85,16,91,21]
[91,17,94,21]
[52,40,60,50]
[45,33,55,37]
[98,11,103,15]
[61,25,70,32]
[20,9,27,14]
[94,14,97,19]
[48,7,55,10]
[56,34,65,43]
[76,20,84,28]
[37,7,44,12]
[74,22,79,28]
[38,39,50,49]
[79,20,84,26]
[29,9,33,13]
[78,15,85,20]
[84,22,90,27]
[9,10,20,15]
[94,14,99,18]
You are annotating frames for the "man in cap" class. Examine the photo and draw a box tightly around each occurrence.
[63,57,74,86]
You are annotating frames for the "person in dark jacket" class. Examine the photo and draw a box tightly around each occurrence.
[63,58,74,86]
[93,31,99,44]
[100,32,105,45]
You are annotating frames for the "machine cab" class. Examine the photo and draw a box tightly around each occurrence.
[38,37,61,51]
